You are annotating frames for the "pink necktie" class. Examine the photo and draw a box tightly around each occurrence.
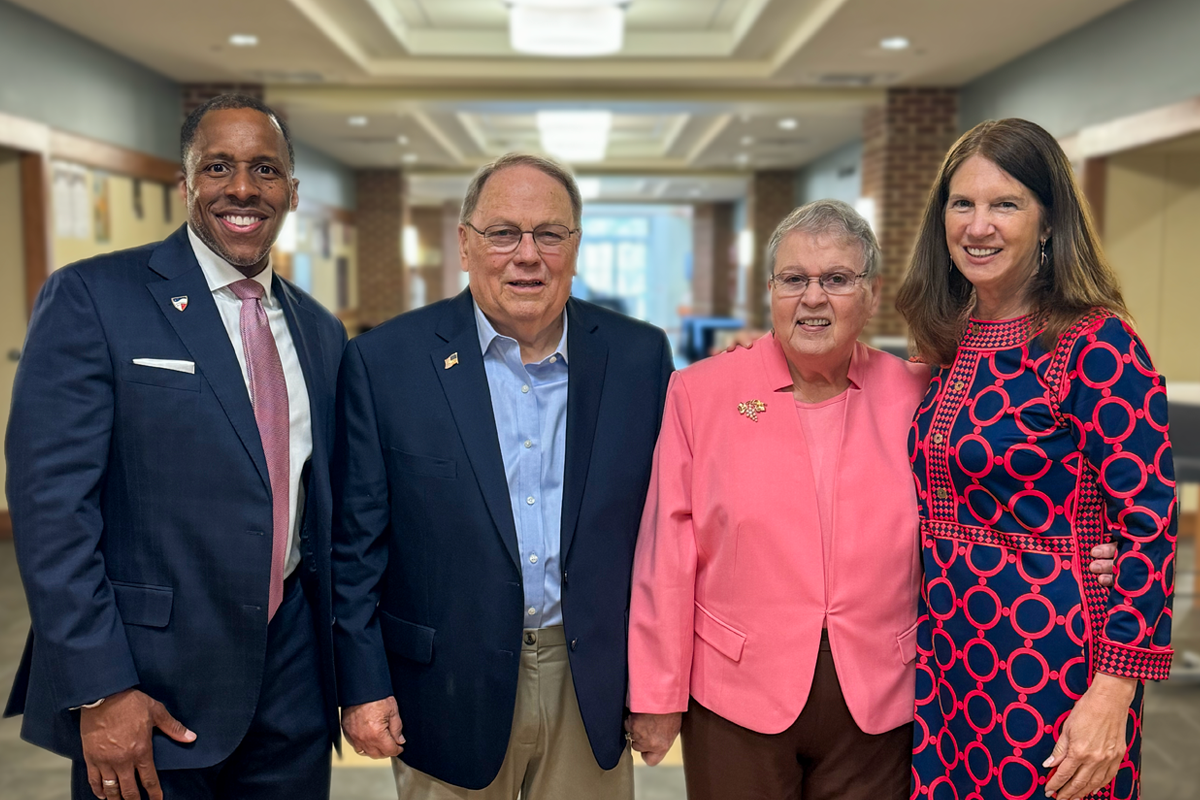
[230,279,290,620]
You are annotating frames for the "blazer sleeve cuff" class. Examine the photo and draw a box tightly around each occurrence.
[54,651,140,713]
[1094,637,1173,681]
[333,635,395,708]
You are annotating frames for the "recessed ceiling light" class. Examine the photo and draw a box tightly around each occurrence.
[880,36,910,50]
[397,135,409,145]
[401,153,419,163]
[735,153,751,164]
[228,33,259,47]
[778,118,798,131]
[740,136,754,146]
[348,116,369,127]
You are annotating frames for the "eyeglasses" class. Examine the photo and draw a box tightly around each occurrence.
[769,271,868,297]
[464,222,578,254]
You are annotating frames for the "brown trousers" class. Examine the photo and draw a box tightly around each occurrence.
[680,631,912,800]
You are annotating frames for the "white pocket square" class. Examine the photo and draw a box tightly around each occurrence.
[132,358,195,374]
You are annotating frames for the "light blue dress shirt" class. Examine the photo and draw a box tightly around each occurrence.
[474,301,569,629]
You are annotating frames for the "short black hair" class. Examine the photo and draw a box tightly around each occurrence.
[180,94,294,174]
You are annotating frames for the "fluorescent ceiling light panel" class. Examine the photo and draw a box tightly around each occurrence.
[577,178,602,200]
[537,110,612,163]
[228,33,258,47]
[348,116,369,127]
[880,36,910,50]
[778,118,798,130]
[510,1,626,57]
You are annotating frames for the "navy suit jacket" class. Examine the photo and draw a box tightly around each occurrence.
[4,225,346,768]
[332,290,672,789]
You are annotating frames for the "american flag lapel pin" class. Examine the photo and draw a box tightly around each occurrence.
[170,295,189,312]
[444,352,459,369]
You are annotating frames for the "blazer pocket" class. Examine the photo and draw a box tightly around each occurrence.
[120,361,200,392]
[896,618,920,664]
[386,448,456,480]
[111,582,174,628]
[379,610,435,664]
[694,602,746,663]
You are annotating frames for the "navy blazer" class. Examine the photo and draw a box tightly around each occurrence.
[4,225,346,768]
[332,290,672,789]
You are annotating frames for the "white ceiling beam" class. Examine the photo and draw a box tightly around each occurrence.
[686,114,734,164]
[287,0,372,69]
[411,111,467,164]
[767,0,852,74]
[270,85,882,105]
[660,114,692,157]
[402,30,735,58]
[363,0,413,53]
[729,0,776,49]
[454,112,493,156]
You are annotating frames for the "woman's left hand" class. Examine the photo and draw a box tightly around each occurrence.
[1043,672,1137,799]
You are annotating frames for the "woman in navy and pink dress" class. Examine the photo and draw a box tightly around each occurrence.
[897,118,1176,800]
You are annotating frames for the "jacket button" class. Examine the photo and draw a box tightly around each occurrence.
[562,570,568,586]
[570,638,578,651]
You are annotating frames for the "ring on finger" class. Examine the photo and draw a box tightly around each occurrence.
[102,779,118,787]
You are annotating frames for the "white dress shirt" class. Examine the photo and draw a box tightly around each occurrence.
[188,226,312,578]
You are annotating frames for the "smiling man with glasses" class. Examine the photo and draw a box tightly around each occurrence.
[332,153,673,800]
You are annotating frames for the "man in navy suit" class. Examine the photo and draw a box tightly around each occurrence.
[333,153,673,799]
[5,95,344,800]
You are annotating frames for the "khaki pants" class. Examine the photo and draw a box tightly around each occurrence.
[393,626,633,800]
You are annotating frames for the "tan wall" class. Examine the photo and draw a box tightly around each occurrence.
[283,217,358,315]
[52,163,185,269]
[1105,150,1200,383]
[0,149,26,512]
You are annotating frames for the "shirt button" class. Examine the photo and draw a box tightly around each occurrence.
[524,440,533,448]
[933,433,944,444]
[529,553,538,564]
[549,356,557,364]
[527,496,535,506]
[528,607,536,616]
[521,384,530,394]
[936,487,949,500]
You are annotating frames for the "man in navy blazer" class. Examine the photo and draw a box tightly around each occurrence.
[333,154,672,799]
[5,95,344,800]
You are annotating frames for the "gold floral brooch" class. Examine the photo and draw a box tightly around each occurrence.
[737,400,767,422]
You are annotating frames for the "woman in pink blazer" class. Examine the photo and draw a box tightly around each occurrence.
[625,199,930,799]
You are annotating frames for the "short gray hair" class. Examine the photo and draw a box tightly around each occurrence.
[460,153,582,228]
[765,199,880,278]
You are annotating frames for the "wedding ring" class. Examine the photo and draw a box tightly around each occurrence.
[103,779,118,787]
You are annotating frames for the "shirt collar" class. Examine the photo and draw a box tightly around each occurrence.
[187,224,275,302]
[473,298,569,365]
[762,333,864,392]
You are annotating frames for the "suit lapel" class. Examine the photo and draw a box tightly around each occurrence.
[433,291,521,570]
[275,276,322,423]
[560,298,607,561]
[145,227,270,493]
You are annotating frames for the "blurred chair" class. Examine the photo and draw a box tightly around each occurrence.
[679,316,744,364]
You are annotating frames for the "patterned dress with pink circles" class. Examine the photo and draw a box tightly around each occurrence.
[909,311,1176,800]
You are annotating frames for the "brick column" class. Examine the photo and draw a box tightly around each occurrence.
[691,202,736,318]
[355,169,408,329]
[861,88,958,336]
[746,171,796,328]
[441,200,464,302]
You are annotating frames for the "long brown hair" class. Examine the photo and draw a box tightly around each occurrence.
[895,118,1128,366]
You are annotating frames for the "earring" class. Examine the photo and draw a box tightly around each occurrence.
[1040,239,1048,268]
